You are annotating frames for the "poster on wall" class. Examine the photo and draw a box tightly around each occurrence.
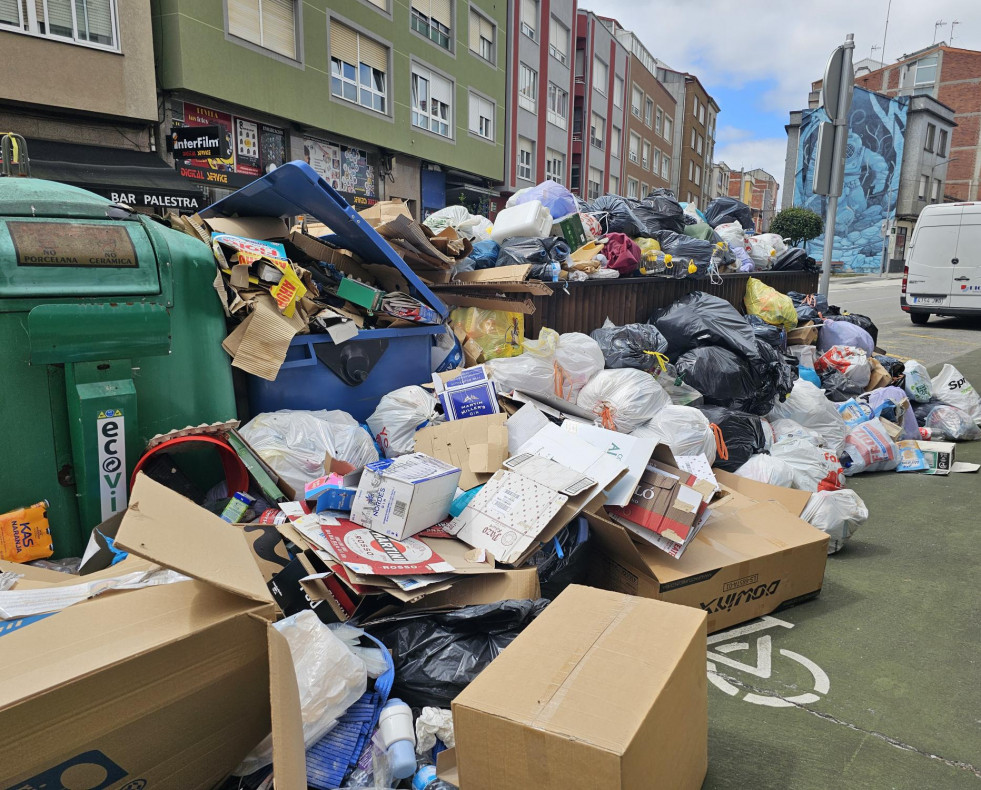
[235,118,261,176]
[303,137,377,207]
[260,124,287,174]
[794,87,907,273]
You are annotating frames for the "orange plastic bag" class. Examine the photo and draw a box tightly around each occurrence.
[0,501,53,563]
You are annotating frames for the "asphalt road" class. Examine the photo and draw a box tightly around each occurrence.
[827,276,981,365]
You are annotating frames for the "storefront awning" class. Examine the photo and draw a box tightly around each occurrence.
[24,138,205,212]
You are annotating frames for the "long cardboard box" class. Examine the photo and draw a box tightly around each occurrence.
[452,585,707,789]
[586,473,829,633]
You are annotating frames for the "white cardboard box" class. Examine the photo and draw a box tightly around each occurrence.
[350,453,461,539]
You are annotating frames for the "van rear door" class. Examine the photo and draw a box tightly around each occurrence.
[906,205,961,309]
[948,204,981,309]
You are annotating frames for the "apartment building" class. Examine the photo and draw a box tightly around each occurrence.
[600,19,675,200]
[654,67,718,204]
[571,9,627,200]
[503,0,576,196]
[151,0,506,217]
[709,160,731,200]
[0,0,202,211]
[724,168,779,232]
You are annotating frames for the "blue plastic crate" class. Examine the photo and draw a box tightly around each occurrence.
[248,324,441,421]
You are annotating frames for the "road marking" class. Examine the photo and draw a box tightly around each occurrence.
[896,331,980,346]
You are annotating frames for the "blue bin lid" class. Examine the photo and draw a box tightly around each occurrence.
[200,161,448,320]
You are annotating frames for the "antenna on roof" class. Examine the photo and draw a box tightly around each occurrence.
[870,44,881,61]
[950,20,960,46]
[880,0,892,63]
[934,19,947,44]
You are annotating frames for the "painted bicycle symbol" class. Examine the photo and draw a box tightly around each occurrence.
[707,615,830,707]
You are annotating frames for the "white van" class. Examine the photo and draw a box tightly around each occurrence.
[902,201,981,324]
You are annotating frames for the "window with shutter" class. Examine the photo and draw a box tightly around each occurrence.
[546,149,564,183]
[468,94,494,141]
[587,167,602,200]
[411,0,451,49]
[641,140,650,170]
[628,133,639,164]
[613,76,624,108]
[0,0,21,27]
[548,17,567,64]
[228,0,295,58]
[593,57,607,94]
[609,174,619,194]
[14,0,119,47]
[411,64,453,137]
[546,83,568,129]
[330,21,388,113]
[610,126,621,157]
[590,112,603,149]
[518,137,534,180]
[520,0,536,39]
[469,9,494,63]
[631,85,642,117]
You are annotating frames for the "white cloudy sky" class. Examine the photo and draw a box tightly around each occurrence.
[583,0,981,195]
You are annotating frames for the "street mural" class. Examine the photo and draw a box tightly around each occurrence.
[795,87,908,273]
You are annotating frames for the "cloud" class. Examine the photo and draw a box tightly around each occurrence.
[713,136,789,198]
[716,125,753,144]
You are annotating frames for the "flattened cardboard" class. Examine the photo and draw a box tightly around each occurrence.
[403,568,540,611]
[712,468,810,516]
[436,292,538,314]
[414,414,508,491]
[206,215,288,241]
[451,264,532,283]
[223,294,305,381]
[452,585,707,790]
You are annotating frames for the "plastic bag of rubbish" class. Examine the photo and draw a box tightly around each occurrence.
[469,239,501,269]
[801,490,869,554]
[866,386,920,440]
[510,180,578,219]
[770,417,824,447]
[366,599,548,709]
[653,364,705,406]
[632,404,717,464]
[832,312,879,345]
[745,235,779,269]
[735,454,797,488]
[585,194,646,236]
[487,329,603,403]
[770,437,845,491]
[590,321,668,371]
[931,363,981,423]
[837,398,875,427]
[744,277,798,331]
[675,346,761,413]
[818,319,874,356]
[697,406,769,472]
[240,410,379,492]
[486,353,555,398]
[819,368,865,402]
[367,386,441,459]
[730,242,755,272]
[651,291,760,363]
[903,360,933,403]
[450,306,523,360]
[554,332,606,401]
[527,517,592,600]
[634,192,686,234]
[747,313,788,351]
[577,368,670,433]
[925,404,981,441]
[768,379,848,457]
[841,420,900,475]
[815,346,872,389]
[704,196,754,229]
[714,221,746,248]
[423,205,469,234]
[234,611,367,775]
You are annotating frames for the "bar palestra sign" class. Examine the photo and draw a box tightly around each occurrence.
[170,124,230,159]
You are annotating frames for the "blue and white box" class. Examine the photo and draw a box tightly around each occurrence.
[433,365,500,421]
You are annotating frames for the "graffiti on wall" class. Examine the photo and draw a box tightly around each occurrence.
[795,87,908,273]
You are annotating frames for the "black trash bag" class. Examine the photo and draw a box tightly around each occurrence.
[757,338,799,401]
[647,187,679,201]
[682,213,699,226]
[590,322,669,371]
[795,303,821,323]
[787,290,830,315]
[874,354,906,379]
[496,236,570,268]
[649,230,716,267]
[834,312,879,345]
[367,599,549,709]
[634,193,686,234]
[704,196,754,230]
[527,517,591,601]
[675,346,761,412]
[585,194,646,236]
[651,291,760,365]
[696,406,768,472]
[819,368,864,402]
[772,247,819,272]
[747,314,787,350]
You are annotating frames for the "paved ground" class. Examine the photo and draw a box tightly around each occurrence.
[703,290,981,789]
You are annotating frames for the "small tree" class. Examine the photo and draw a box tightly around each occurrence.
[769,207,824,246]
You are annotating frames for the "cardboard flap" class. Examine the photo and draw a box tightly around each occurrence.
[268,623,307,789]
[115,474,274,605]
[713,469,811,517]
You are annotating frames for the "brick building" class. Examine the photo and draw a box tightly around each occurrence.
[724,167,779,232]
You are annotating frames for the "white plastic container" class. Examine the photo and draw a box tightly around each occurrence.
[490,200,552,242]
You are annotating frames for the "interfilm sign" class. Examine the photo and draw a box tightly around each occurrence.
[169,124,229,159]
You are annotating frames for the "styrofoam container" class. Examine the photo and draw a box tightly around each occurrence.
[491,200,553,242]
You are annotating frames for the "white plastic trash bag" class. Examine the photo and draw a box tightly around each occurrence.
[841,420,900,475]
[931,363,981,424]
[735,454,797,488]
[903,360,933,403]
[770,438,845,491]
[367,386,440,458]
[631,405,716,464]
[768,379,848,457]
[714,221,746,248]
[486,353,556,398]
[240,410,379,492]
[234,610,367,776]
[577,369,669,433]
[788,345,818,369]
[555,332,606,401]
[770,417,824,447]
[801,490,869,554]
[815,345,871,389]
[486,329,604,403]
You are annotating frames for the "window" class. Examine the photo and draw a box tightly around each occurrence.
[518,63,538,111]
[411,0,452,50]
[518,137,534,180]
[365,0,387,8]
[653,148,661,174]
[938,128,949,157]
[5,0,121,49]
[469,9,495,63]
[609,174,620,194]
[696,134,703,156]
[548,17,568,64]
[468,93,494,140]
[918,174,928,200]
[331,23,388,113]
[688,160,694,180]
[628,132,640,164]
[914,55,938,87]
[690,128,696,149]
[694,164,702,184]
[590,112,604,149]
[627,178,639,199]
[587,167,603,200]
[593,57,608,93]
[570,164,580,190]
[661,157,669,179]
[631,85,643,117]
[613,76,624,108]
[229,0,296,58]
[655,107,663,135]
[663,115,673,141]
[698,103,705,124]
[692,96,699,117]
[547,83,568,129]
[520,0,537,39]
[546,149,565,183]
[931,178,942,201]
[610,125,621,158]
[641,182,649,196]
[641,140,651,170]
[925,123,936,153]
[645,98,654,128]
[411,64,452,137]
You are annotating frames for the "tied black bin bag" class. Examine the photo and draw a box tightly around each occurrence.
[697,406,769,472]
[590,323,668,371]
[585,194,646,237]
[635,193,686,234]
[676,346,760,412]
[367,599,548,709]
[651,292,761,364]
[703,196,755,230]
[747,314,786,350]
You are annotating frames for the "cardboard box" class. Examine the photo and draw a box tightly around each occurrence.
[432,365,500,420]
[452,585,707,790]
[414,413,508,491]
[0,474,306,789]
[551,212,588,250]
[350,454,462,539]
[586,474,829,633]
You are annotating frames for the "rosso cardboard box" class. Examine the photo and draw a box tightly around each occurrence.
[0,475,307,790]
[451,585,707,790]
[586,472,829,633]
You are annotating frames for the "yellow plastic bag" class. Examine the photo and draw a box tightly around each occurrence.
[0,500,53,563]
[744,277,798,331]
[450,307,524,360]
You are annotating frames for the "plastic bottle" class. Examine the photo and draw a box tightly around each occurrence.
[639,249,672,275]
[412,758,456,790]
[377,699,416,780]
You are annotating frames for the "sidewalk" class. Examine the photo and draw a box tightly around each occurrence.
[831,272,904,285]
[703,349,981,789]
